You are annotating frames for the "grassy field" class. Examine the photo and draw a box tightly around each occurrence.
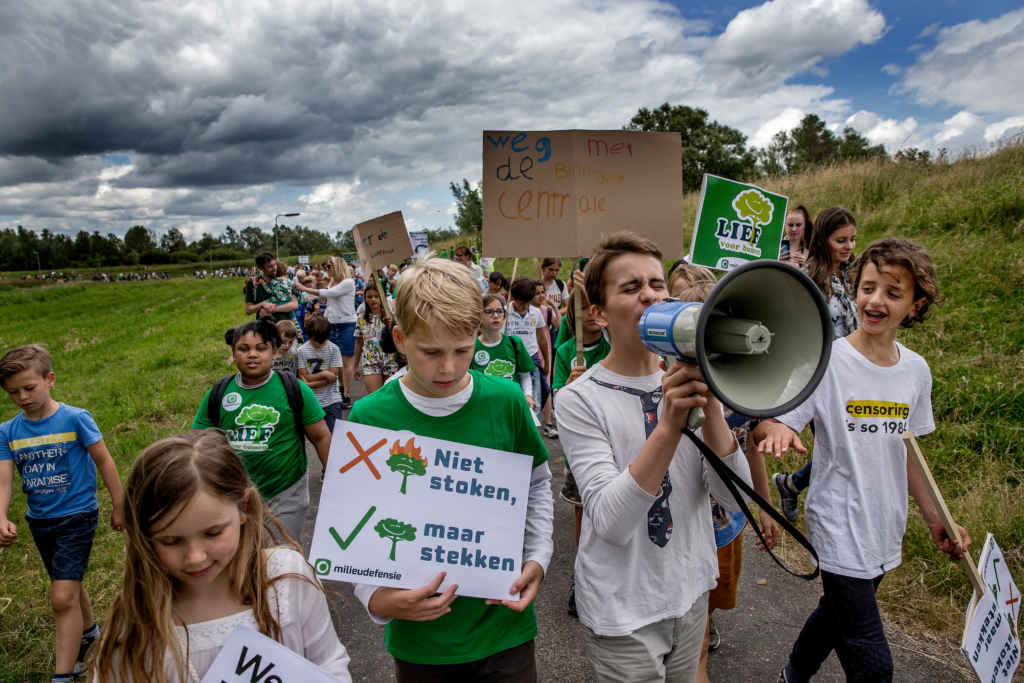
[1,143,1022,679]
[0,278,250,681]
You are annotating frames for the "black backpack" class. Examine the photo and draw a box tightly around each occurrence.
[208,372,306,437]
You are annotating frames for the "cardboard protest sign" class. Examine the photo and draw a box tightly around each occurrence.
[482,130,683,258]
[961,535,1020,682]
[689,175,789,272]
[309,422,534,600]
[199,624,349,683]
[352,212,413,274]
[408,230,429,257]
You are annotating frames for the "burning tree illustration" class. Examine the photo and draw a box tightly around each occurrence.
[732,189,775,245]
[386,438,427,494]
[374,518,417,561]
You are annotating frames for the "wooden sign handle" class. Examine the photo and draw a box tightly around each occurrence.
[903,432,985,597]
[506,258,519,316]
[573,257,584,366]
[533,257,541,280]
[372,271,390,317]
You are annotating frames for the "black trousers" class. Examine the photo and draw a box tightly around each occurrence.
[785,571,894,683]
[394,640,536,683]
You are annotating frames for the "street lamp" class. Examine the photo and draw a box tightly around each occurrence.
[34,251,41,274]
[275,213,300,259]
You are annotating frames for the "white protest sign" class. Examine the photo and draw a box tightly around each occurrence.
[298,255,309,265]
[309,422,534,600]
[352,212,414,274]
[961,534,1020,682]
[199,624,349,683]
[408,230,429,257]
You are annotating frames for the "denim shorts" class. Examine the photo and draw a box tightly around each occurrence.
[27,509,99,582]
[322,400,343,433]
[330,322,357,356]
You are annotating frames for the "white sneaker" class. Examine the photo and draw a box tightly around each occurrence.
[543,423,558,438]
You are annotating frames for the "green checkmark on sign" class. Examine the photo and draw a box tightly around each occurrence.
[329,506,377,550]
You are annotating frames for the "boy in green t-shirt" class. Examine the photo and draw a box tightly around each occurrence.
[349,258,553,680]
[191,320,333,544]
[472,293,537,415]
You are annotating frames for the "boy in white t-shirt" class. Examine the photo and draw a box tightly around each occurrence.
[754,238,970,683]
[555,232,753,683]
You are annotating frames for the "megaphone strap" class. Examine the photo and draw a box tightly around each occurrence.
[681,429,820,581]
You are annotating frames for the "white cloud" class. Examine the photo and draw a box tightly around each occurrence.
[750,107,807,148]
[705,0,886,94]
[918,22,942,39]
[935,111,987,145]
[897,7,1024,115]
[881,64,902,76]
[844,110,921,149]
[984,116,1024,143]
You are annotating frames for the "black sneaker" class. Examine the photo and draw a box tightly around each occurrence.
[708,615,721,651]
[773,472,799,523]
[342,395,352,409]
[567,581,578,619]
[72,626,99,681]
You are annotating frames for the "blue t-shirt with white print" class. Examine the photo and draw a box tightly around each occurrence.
[0,404,102,519]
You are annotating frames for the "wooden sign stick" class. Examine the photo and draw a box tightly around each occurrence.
[506,258,519,316]
[903,432,985,597]
[532,257,541,280]
[372,271,390,315]
[573,257,584,367]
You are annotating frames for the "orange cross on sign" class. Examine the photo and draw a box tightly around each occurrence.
[340,432,386,480]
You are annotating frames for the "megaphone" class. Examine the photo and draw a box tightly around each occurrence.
[638,260,833,429]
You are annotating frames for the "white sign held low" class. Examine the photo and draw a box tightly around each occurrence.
[961,534,1020,682]
[199,624,349,683]
[309,422,534,600]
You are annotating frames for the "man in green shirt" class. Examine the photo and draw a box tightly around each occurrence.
[192,320,332,543]
[244,252,300,322]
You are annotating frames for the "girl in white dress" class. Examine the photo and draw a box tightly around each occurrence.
[90,430,351,682]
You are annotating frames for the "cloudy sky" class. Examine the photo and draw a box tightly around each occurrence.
[1,0,1022,241]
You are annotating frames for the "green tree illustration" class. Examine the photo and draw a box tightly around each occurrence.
[732,189,775,245]
[386,438,427,494]
[374,518,417,561]
[484,358,515,378]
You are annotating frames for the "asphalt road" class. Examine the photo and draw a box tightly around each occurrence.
[299,379,970,682]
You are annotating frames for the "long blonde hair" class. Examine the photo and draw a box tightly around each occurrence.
[328,255,351,288]
[90,431,303,683]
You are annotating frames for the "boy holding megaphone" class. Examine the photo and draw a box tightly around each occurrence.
[556,232,753,683]
[753,238,970,683]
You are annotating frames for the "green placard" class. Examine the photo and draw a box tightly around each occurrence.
[688,174,789,272]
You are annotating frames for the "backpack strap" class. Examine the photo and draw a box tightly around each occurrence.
[207,375,234,427]
[277,371,307,437]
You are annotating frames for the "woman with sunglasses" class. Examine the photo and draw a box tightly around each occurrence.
[294,255,357,409]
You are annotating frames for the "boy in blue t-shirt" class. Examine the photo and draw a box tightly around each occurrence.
[0,345,124,683]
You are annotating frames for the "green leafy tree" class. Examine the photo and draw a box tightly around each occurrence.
[450,179,482,243]
[124,225,157,253]
[160,228,188,253]
[374,518,417,561]
[759,115,888,175]
[239,226,267,254]
[386,439,427,494]
[336,229,356,253]
[625,103,757,191]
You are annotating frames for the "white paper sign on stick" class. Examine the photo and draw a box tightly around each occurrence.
[482,130,683,258]
[352,212,414,274]
[408,230,429,257]
[309,422,534,600]
[199,624,350,683]
[961,534,1020,682]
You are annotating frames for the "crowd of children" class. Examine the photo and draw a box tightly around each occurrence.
[0,210,972,683]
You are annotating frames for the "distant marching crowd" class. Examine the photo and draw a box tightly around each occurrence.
[0,209,971,683]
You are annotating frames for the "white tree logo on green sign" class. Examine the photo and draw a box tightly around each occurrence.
[732,189,775,245]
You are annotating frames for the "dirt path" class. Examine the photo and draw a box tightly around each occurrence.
[300,379,971,681]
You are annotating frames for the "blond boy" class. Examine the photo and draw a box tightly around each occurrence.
[349,257,553,682]
[0,345,123,683]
